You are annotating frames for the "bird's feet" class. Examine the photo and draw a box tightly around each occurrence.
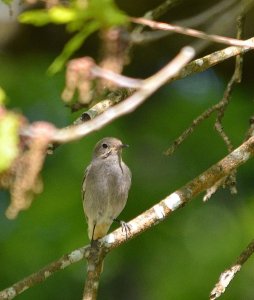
[113,218,131,240]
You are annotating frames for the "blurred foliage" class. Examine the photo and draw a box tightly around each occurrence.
[0,0,12,4]
[0,89,19,173]
[0,113,19,172]
[0,0,254,299]
[19,0,128,74]
[0,87,7,104]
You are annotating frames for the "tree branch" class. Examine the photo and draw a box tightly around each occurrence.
[0,246,90,300]
[131,0,181,38]
[131,0,238,44]
[131,17,254,48]
[210,238,254,299]
[165,37,252,156]
[170,37,253,81]
[49,46,196,143]
[1,135,254,299]
[20,39,254,147]
[82,244,105,300]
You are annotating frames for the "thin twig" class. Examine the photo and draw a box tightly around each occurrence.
[131,17,254,48]
[52,46,196,143]
[143,0,181,20]
[234,13,246,83]
[20,39,254,146]
[132,0,181,37]
[215,12,245,152]
[165,11,246,196]
[164,102,226,156]
[178,0,237,28]
[244,115,254,141]
[91,65,142,89]
[165,40,251,157]
[1,135,254,300]
[214,76,236,154]
[47,89,134,154]
[210,238,254,299]
[213,10,245,194]
[131,0,238,44]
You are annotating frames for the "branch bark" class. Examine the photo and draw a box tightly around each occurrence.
[0,246,90,300]
[210,238,254,299]
[131,17,254,48]
[19,38,254,146]
[51,46,196,143]
[82,244,106,300]
[1,135,254,300]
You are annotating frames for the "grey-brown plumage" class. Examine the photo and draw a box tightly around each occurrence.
[82,137,131,240]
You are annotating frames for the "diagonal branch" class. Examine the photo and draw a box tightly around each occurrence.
[170,37,253,82]
[48,36,252,155]
[1,135,254,300]
[131,17,254,48]
[210,238,254,299]
[0,245,90,300]
[20,38,254,146]
[132,0,181,38]
[131,0,239,44]
[165,38,252,157]
[51,46,196,143]
[103,135,254,249]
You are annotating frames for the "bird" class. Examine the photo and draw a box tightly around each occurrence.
[82,137,132,241]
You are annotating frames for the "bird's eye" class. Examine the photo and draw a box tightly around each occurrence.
[102,143,108,149]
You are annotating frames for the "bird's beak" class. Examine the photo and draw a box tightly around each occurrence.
[120,144,129,148]
[115,143,129,152]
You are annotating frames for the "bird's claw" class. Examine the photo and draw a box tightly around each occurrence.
[120,221,131,240]
[113,218,131,240]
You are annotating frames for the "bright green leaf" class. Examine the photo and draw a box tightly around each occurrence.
[19,10,51,26]
[49,6,77,24]
[89,0,128,27]
[47,21,100,75]
[19,6,89,27]
[0,113,19,173]
[0,87,7,105]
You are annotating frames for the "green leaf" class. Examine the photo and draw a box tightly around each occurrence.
[89,0,128,27]
[19,6,89,26]
[1,0,13,5]
[0,113,19,173]
[19,10,51,26]
[19,7,77,26]
[47,21,100,75]
[0,87,7,105]
[48,6,77,24]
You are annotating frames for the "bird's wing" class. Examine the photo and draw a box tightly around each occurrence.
[81,165,90,201]
[81,165,91,223]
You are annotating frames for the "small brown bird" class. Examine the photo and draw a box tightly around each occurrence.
[82,137,131,241]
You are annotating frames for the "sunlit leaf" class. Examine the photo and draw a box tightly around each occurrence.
[89,0,128,26]
[19,7,77,26]
[19,5,89,27]
[47,21,100,75]
[49,6,77,24]
[0,87,7,105]
[0,113,19,173]
[19,10,51,26]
